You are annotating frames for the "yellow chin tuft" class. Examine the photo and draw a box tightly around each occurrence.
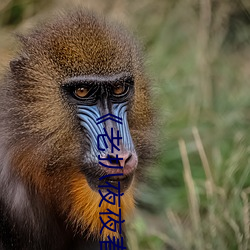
[68,174,135,240]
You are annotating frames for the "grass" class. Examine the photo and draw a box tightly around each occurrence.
[128,1,250,249]
[1,0,250,249]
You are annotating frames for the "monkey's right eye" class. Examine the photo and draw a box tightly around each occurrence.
[74,87,89,98]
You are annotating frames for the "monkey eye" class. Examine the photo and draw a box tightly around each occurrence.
[113,84,126,96]
[74,87,89,98]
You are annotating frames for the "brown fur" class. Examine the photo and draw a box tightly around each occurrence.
[0,9,153,247]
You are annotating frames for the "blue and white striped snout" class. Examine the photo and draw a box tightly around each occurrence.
[77,103,135,159]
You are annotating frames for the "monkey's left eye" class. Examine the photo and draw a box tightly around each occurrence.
[74,87,89,98]
[113,84,126,96]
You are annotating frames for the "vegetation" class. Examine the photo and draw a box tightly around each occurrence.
[1,0,250,249]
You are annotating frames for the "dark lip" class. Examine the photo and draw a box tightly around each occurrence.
[105,175,128,181]
[80,160,135,193]
[98,174,134,193]
[82,165,134,193]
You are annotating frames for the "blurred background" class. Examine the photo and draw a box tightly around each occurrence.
[1,0,250,249]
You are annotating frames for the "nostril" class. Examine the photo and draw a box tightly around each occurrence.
[108,154,119,165]
[105,153,133,167]
[125,153,132,165]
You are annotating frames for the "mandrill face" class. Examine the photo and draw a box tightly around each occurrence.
[0,10,154,241]
[63,73,138,193]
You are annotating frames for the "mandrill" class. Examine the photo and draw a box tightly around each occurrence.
[0,9,153,250]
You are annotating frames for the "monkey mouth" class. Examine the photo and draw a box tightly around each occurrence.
[99,173,134,192]
[106,175,128,181]
[83,165,134,193]
[82,153,137,192]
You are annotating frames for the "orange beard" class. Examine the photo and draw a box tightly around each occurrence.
[67,173,135,240]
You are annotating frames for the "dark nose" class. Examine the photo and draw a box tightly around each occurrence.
[98,151,138,175]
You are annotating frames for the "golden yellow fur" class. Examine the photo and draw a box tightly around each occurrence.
[68,174,135,239]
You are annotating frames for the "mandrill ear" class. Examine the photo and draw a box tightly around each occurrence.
[9,58,21,72]
[9,57,27,76]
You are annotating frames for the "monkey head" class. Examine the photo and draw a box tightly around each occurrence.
[0,10,153,240]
